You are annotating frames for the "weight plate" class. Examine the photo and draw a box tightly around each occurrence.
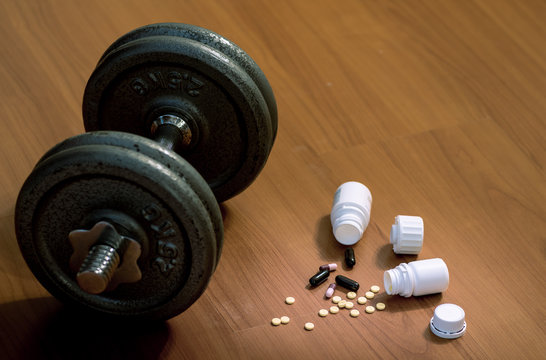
[37,131,224,268]
[16,142,216,320]
[96,23,277,142]
[84,35,273,202]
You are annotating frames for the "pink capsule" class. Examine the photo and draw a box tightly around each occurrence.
[319,263,337,272]
[325,283,336,298]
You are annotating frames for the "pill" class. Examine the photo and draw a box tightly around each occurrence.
[370,285,380,293]
[309,269,330,287]
[345,301,354,309]
[271,318,281,326]
[357,297,367,305]
[319,263,338,272]
[335,275,360,291]
[365,291,375,299]
[281,316,290,324]
[330,306,339,314]
[376,302,386,311]
[347,291,357,299]
[365,306,375,314]
[325,283,336,298]
[338,300,347,308]
[319,309,329,317]
[285,297,295,305]
[304,322,315,331]
[350,309,360,317]
[332,296,342,304]
[345,248,356,268]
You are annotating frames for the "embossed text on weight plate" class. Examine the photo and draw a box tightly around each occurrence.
[130,71,204,97]
[142,203,180,277]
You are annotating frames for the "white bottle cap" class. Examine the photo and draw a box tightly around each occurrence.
[333,213,364,245]
[390,215,424,254]
[430,303,466,339]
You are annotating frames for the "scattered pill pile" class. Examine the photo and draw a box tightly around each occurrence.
[322,284,385,317]
[270,252,387,331]
[271,283,386,330]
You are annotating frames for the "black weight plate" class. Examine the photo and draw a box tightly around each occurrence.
[96,23,277,142]
[15,142,216,320]
[38,131,224,268]
[83,36,273,202]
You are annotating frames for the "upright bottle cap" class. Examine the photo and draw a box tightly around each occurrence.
[390,215,424,254]
[430,303,466,339]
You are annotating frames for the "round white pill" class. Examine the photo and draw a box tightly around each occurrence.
[345,301,354,309]
[285,297,295,305]
[350,309,360,317]
[271,318,281,326]
[304,322,315,331]
[365,306,375,314]
[330,306,340,314]
[281,316,290,324]
[332,296,342,304]
[338,300,347,308]
[376,303,386,311]
[365,291,375,299]
[347,292,357,299]
[319,309,329,317]
[370,285,380,293]
[357,297,367,305]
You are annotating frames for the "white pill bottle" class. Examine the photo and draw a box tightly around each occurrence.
[330,181,372,245]
[384,258,449,297]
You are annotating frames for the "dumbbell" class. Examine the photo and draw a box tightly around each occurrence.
[14,23,277,321]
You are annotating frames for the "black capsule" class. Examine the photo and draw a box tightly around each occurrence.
[345,248,356,268]
[335,274,359,291]
[309,269,330,287]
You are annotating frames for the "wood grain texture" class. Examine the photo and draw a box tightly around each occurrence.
[0,0,545,358]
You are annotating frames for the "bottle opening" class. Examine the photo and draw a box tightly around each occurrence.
[384,270,394,295]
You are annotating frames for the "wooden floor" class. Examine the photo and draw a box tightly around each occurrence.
[1,0,545,358]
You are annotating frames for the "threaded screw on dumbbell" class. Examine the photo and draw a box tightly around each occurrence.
[77,244,120,294]
[75,224,129,294]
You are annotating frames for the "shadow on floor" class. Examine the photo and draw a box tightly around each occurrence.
[314,214,346,262]
[0,297,171,360]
